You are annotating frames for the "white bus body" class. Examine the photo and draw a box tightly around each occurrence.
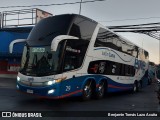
[10,14,149,100]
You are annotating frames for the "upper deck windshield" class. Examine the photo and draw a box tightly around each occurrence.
[27,15,73,46]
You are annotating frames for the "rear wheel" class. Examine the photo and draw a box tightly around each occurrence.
[96,81,106,99]
[82,81,93,101]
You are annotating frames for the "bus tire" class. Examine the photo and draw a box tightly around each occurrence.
[133,81,140,93]
[96,80,106,99]
[82,80,93,101]
[148,78,152,85]
[139,80,142,90]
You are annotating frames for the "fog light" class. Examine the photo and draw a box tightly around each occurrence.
[48,89,55,94]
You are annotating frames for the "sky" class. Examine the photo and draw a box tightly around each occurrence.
[0,0,160,64]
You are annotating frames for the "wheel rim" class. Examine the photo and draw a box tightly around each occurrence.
[98,82,105,97]
[138,82,141,89]
[83,81,92,98]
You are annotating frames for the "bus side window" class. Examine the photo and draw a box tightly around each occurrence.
[112,65,116,74]
[105,61,112,75]
[94,28,122,51]
[120,64,125,76]
[115,62,121,75]
[63,39,89,72]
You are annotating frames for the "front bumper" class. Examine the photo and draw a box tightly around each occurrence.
[17,82,60,98]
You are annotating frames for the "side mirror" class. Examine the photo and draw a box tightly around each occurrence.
[51,35,79,52]
[9,39,27,53]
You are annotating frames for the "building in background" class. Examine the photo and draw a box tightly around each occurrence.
[0,8,52,76]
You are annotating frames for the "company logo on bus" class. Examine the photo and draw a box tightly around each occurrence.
[102,51,115,58]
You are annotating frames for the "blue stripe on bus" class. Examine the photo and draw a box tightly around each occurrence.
[59,75,133,97]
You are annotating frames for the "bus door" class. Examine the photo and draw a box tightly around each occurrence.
[60,39,89,96]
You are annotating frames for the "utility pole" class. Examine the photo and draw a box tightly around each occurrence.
[159,35,160,65]
[142,39,143,49]
[79,0,82,15]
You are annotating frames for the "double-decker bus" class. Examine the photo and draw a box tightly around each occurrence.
[10,14,149,100]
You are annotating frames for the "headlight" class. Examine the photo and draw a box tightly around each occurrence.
[46,77,67,86]
[47,80,56,85]
[17,76,20,82]
[158,79,160,83]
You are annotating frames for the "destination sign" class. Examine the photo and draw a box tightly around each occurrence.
[32,48,45,53]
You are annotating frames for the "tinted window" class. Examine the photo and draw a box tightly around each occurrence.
[95,28,139,57]
[94,28,121,51]
[88,60,135,76]
[69,16,97,41]
[121,40,134,55]
[63,39,89,72]
[120,64,125,76]
[27,15,73,46]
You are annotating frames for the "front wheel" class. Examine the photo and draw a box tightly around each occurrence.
[133,81,141,93]
[82,81,93,101]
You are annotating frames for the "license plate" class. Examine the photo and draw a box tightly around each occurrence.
[27,89,33,94]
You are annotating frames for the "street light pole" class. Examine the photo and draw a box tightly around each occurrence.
[79,0,82,15]
[159,35,160,65]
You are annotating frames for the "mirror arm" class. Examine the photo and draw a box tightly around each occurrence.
[51,35,79,52]
[9,39,27,53]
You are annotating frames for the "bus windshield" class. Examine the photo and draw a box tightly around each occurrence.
[20,45,62,76]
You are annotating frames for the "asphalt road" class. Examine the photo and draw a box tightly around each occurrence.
[0,77,160,120]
